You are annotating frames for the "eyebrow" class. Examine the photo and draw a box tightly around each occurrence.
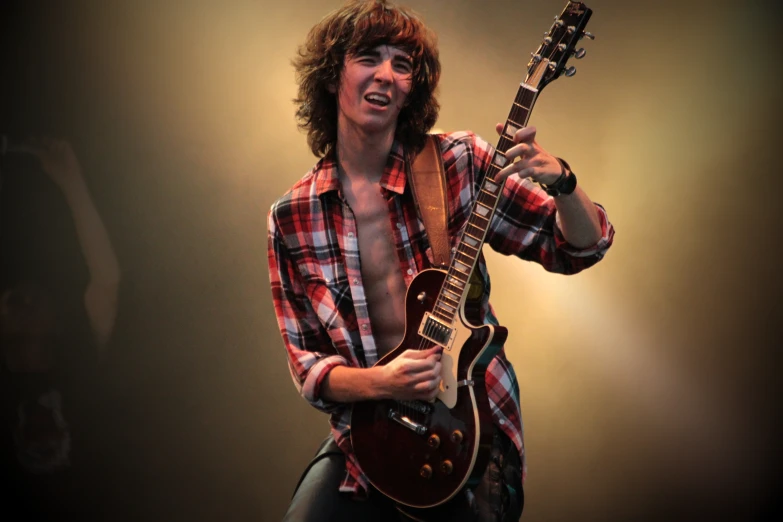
[355,48,413,65]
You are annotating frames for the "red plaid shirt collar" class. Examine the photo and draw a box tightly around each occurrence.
[314,140,408,198]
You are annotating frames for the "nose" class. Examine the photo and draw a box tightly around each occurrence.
[374,59,394,84]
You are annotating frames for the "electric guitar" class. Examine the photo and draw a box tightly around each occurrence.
[350,1,595,509]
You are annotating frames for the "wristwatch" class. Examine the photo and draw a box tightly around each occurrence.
[542,158,577,197]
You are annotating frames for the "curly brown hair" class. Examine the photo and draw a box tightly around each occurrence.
[292,0,441,157]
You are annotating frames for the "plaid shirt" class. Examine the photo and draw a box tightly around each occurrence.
[267,131,614,496]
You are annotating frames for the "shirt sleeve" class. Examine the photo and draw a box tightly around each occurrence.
[469,132,615,274]
[267,209,349,414]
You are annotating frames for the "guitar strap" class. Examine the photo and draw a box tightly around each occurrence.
[407,134,450,269]
[408,135,484,300]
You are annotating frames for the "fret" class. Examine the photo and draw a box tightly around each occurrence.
[504,121,520,138]
[449,271,468,283]
[453,260,470,273]
[451,266,470,278]
[506,117,524,129]
[462,233,480,247]
[459,242,479,255]
[442,289,461,302]
[454,252,475,268]
[496,137,514,154]
[483,180,499,194]
[445,282,464,295]
[470,213,489,225]
[493,151,508,168]
[437,301,456,314]
[432,308,451,323]
[480,189,499,200]
[439,290,460,304]
[475,202,492,217]
[456,248,476,261]
[465,226,485,239]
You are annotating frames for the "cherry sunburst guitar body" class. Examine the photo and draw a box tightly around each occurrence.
[350,0,595,510]
[351,268,506,508]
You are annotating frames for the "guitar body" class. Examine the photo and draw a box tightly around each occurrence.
[350,268,508,508]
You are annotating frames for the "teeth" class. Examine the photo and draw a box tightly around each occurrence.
[366,94,389,105]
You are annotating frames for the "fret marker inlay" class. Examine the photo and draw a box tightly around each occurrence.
[494,152,507,167]
[505,123,519,137]
[485,181,498,194]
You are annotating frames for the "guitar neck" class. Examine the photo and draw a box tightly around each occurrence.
[430,83,540,324]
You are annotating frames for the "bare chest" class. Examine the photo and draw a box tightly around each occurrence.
[343,184,407,356]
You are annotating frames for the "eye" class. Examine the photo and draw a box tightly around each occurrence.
[394,61,413,74]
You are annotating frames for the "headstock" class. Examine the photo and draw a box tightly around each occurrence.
[526,1,593,91]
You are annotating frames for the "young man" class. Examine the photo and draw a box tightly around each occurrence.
[267,1,615,520]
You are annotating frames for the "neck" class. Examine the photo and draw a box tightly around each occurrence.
[335,123,396,184]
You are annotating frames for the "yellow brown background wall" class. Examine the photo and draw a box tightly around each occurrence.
[1,0,779,521]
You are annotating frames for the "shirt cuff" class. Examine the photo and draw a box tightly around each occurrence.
[301,354,350,413]
[553,203,613,257]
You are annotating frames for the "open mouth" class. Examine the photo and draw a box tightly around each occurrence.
[364,93,391,107]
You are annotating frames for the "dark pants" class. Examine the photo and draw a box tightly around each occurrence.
[282,435,403,522]
[282,430,523,522]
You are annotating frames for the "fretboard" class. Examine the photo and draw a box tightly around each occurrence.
[430,83,540,325]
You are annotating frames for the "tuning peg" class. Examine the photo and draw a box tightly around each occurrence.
[581,31,595,40]
[563,66,577,77]
[573,48,587,59]
[530,52,542,63]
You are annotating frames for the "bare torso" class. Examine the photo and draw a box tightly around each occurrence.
[342,178,407,358]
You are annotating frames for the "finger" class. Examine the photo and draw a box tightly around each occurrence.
[495,123,504,136]
[398,358,432,377]
[496,162,535,184]
[406,346,442,359]
[415,376,440,394]
[504,141,535,162]
[514,126,536,143]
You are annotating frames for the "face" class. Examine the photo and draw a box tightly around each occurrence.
[331,44,413,139]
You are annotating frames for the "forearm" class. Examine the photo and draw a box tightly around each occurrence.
[321,364,390,403]
[61,181,121,285]
[553,185,602,249]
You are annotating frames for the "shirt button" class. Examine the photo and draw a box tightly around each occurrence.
[407,269,413,275]
[352,278,358,284]
[499,419,505,425]
[396,222,403,229]
[347,232,354,238]
[361,324,368,331]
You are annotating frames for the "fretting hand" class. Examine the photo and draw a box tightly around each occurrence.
[493,124,563,186]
